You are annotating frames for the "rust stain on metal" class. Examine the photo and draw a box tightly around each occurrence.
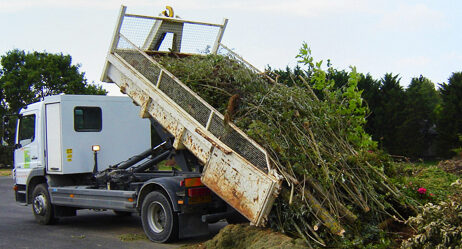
[139,97,152,118]
[181,133,208,161]
[202,171,256,221]
[119,85,127,94]
[200,154,261,222]
[195,128,232,154]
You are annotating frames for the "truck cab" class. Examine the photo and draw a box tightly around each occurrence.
[14,101,42,187]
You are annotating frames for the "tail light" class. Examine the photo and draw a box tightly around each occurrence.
[182,177,211,204]
[188,187,211,197]
[183,177,204,187]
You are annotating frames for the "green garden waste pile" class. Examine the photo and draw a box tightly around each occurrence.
[154,50,414,248]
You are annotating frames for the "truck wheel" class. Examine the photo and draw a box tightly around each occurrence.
[141,191,178,242]
[32,183,57,225]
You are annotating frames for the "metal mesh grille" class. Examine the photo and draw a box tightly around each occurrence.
[158,73,211,127]
[118,17,155,49]
[116,50,161,84]
[209,115,268,173]
[181,23,220,53]
[117,16,220,54]
[217,44,263,75]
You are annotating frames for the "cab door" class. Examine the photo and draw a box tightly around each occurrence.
[14,111,40,185]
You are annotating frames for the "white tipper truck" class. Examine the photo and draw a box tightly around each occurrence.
[10,6,282,243]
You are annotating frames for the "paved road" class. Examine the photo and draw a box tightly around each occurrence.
[0,176,226,249]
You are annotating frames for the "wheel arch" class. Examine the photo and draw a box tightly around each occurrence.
[26,174,47,204]
[137,177,183,212]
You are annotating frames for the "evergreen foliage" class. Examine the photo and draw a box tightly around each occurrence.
[399,76,440,158]
[436,72,462,158]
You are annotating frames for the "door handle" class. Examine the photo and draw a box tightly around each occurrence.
[31,156,38,160]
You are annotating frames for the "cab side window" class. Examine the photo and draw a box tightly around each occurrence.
[74,107,102,132]
[18,114,36,146]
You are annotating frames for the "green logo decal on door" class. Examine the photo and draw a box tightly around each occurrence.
[24,149,30,169]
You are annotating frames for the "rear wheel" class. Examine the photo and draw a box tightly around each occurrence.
[141,191,178,242]
[32,183,57,225]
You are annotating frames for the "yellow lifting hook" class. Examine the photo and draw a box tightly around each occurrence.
[162,6,174,17]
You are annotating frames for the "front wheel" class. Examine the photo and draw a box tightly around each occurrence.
[141,191,178,243]
[31,183,57,225]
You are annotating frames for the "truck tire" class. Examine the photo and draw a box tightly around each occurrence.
[32,183,57,225]
[141,191,178,243]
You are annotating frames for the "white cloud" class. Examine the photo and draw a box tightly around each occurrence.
[379,3,446,31]
[395,55,431,68]
[444,51,462,61]
[200,0,377,18]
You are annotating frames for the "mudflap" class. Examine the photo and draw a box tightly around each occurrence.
[178,213,209,239]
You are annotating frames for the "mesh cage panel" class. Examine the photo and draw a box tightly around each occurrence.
[209,115,268,173]
[118,16,220,54]
[118,17,155,49]
[217,44,262,75]
[116,50,161,84]
[181,23,220,54]
[158,73,211,127]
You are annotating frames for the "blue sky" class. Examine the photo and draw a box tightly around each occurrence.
[0,0,461,95]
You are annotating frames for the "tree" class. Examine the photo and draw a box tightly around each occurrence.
[437,72,462,158]
[0,49,107,166]
[0,49,106,114]
[372,73,406,155]
[357,73,381,141]
[398,76,440,158]
[269,65,305,87]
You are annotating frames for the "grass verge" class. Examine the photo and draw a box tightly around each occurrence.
[390,161,459,205]
[0,169,12,177]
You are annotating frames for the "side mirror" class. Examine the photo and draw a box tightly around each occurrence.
[3,116,9,126]
[3,129,10,139]
[2,130,10,146]
[14,143,22,149]
[2,114,19,147]
[2,117,10,146]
